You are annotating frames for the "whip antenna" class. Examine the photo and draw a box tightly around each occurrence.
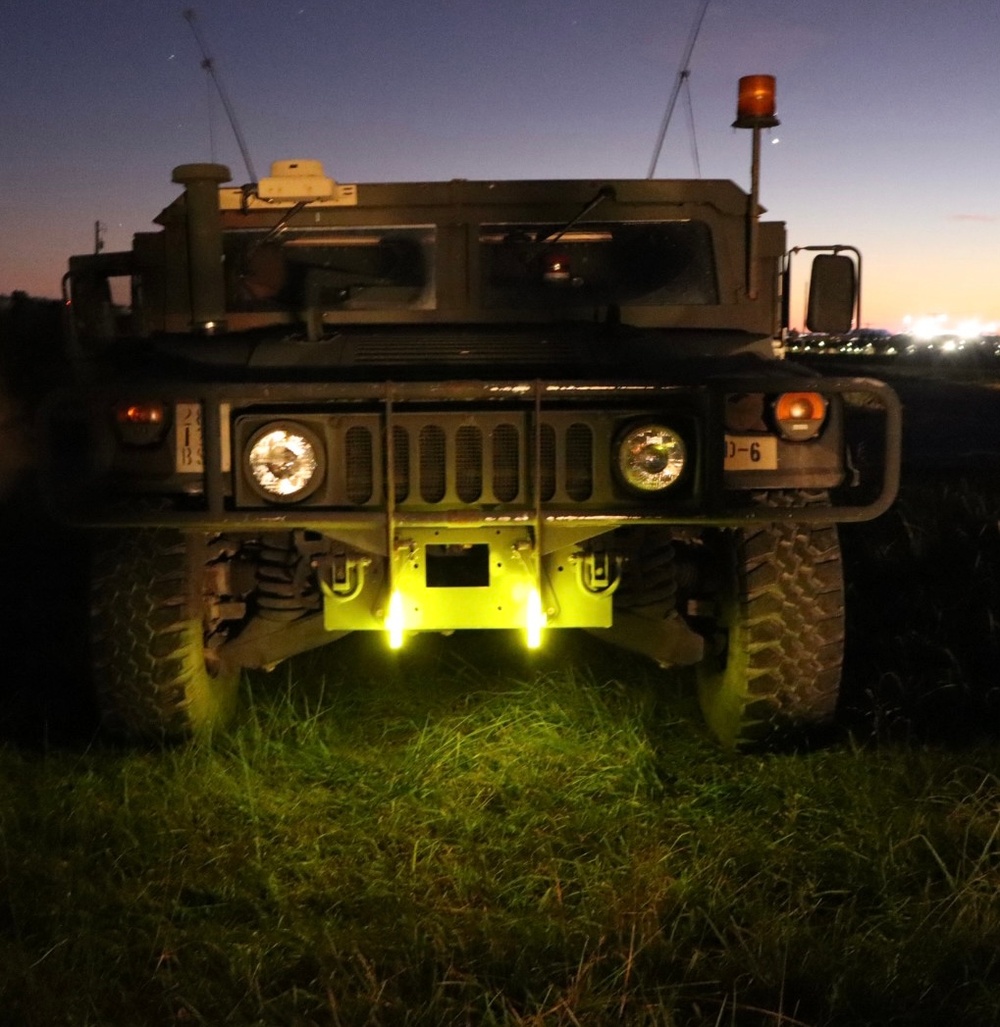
[647,0,711,179]
[183,7,258,184]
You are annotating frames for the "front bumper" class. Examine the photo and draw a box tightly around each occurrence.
[40,373,901,532]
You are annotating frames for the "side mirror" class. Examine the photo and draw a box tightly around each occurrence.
[806,253,856,334]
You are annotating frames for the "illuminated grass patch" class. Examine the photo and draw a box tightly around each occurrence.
[2,629,1000,1025]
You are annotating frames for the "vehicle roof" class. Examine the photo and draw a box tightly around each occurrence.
[156,177,760,224]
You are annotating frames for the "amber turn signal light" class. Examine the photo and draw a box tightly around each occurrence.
[773,392,827,441]
[113,401,170,446]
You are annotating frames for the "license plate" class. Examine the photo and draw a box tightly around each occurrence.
[724,434,778,471]
[175,402,204,473]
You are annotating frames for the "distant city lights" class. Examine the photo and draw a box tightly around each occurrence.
[903,314,998,342]
[788,313,1000,361]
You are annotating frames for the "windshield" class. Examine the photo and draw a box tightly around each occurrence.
[480,220,718,310]
[224,225,436,312]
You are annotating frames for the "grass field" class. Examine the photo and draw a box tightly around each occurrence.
[1,472,998,1026]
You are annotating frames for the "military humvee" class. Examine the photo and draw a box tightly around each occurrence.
[41,81,900,747]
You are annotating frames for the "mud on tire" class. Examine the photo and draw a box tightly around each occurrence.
[90,528,240,743]
[696,491,845,750]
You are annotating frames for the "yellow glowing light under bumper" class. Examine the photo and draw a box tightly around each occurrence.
[386,590,406,650]
[526,588,547,650]
[383,587,546,649]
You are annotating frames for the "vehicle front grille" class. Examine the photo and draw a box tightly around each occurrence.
[330,411,597,508]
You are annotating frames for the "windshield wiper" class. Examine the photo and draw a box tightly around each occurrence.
[543,185,617,247]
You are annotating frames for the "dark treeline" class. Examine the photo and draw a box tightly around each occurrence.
[0,293,67,502]
[0,292,65,405]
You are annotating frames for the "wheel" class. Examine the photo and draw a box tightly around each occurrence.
[90,528,240,743]
[696,492,845,749]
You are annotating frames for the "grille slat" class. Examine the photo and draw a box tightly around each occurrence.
[492,423,520,502]
[391,425,409,503]
[565,422,594,501]
[455,426,483,502]
[418,425,447,503]
[344,426,374,504]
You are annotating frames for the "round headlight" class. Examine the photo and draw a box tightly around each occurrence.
[246,422,324,502]
[617,424,686,492]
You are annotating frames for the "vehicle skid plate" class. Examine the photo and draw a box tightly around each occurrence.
[320,527,613,634]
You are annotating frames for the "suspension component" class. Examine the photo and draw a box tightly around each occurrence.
[255,530,327,621]
[614,529,679,613]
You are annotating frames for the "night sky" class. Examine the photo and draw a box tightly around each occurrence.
[2,0,997,331]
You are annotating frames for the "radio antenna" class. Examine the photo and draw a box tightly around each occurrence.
[647,0,711,179]
[183,7,258,184]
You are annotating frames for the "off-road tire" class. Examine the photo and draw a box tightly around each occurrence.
[90,528,240,743]
[696,491,845,750]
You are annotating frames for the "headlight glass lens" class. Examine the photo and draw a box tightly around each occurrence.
[618,424,686,492]
[247,424,322,500]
